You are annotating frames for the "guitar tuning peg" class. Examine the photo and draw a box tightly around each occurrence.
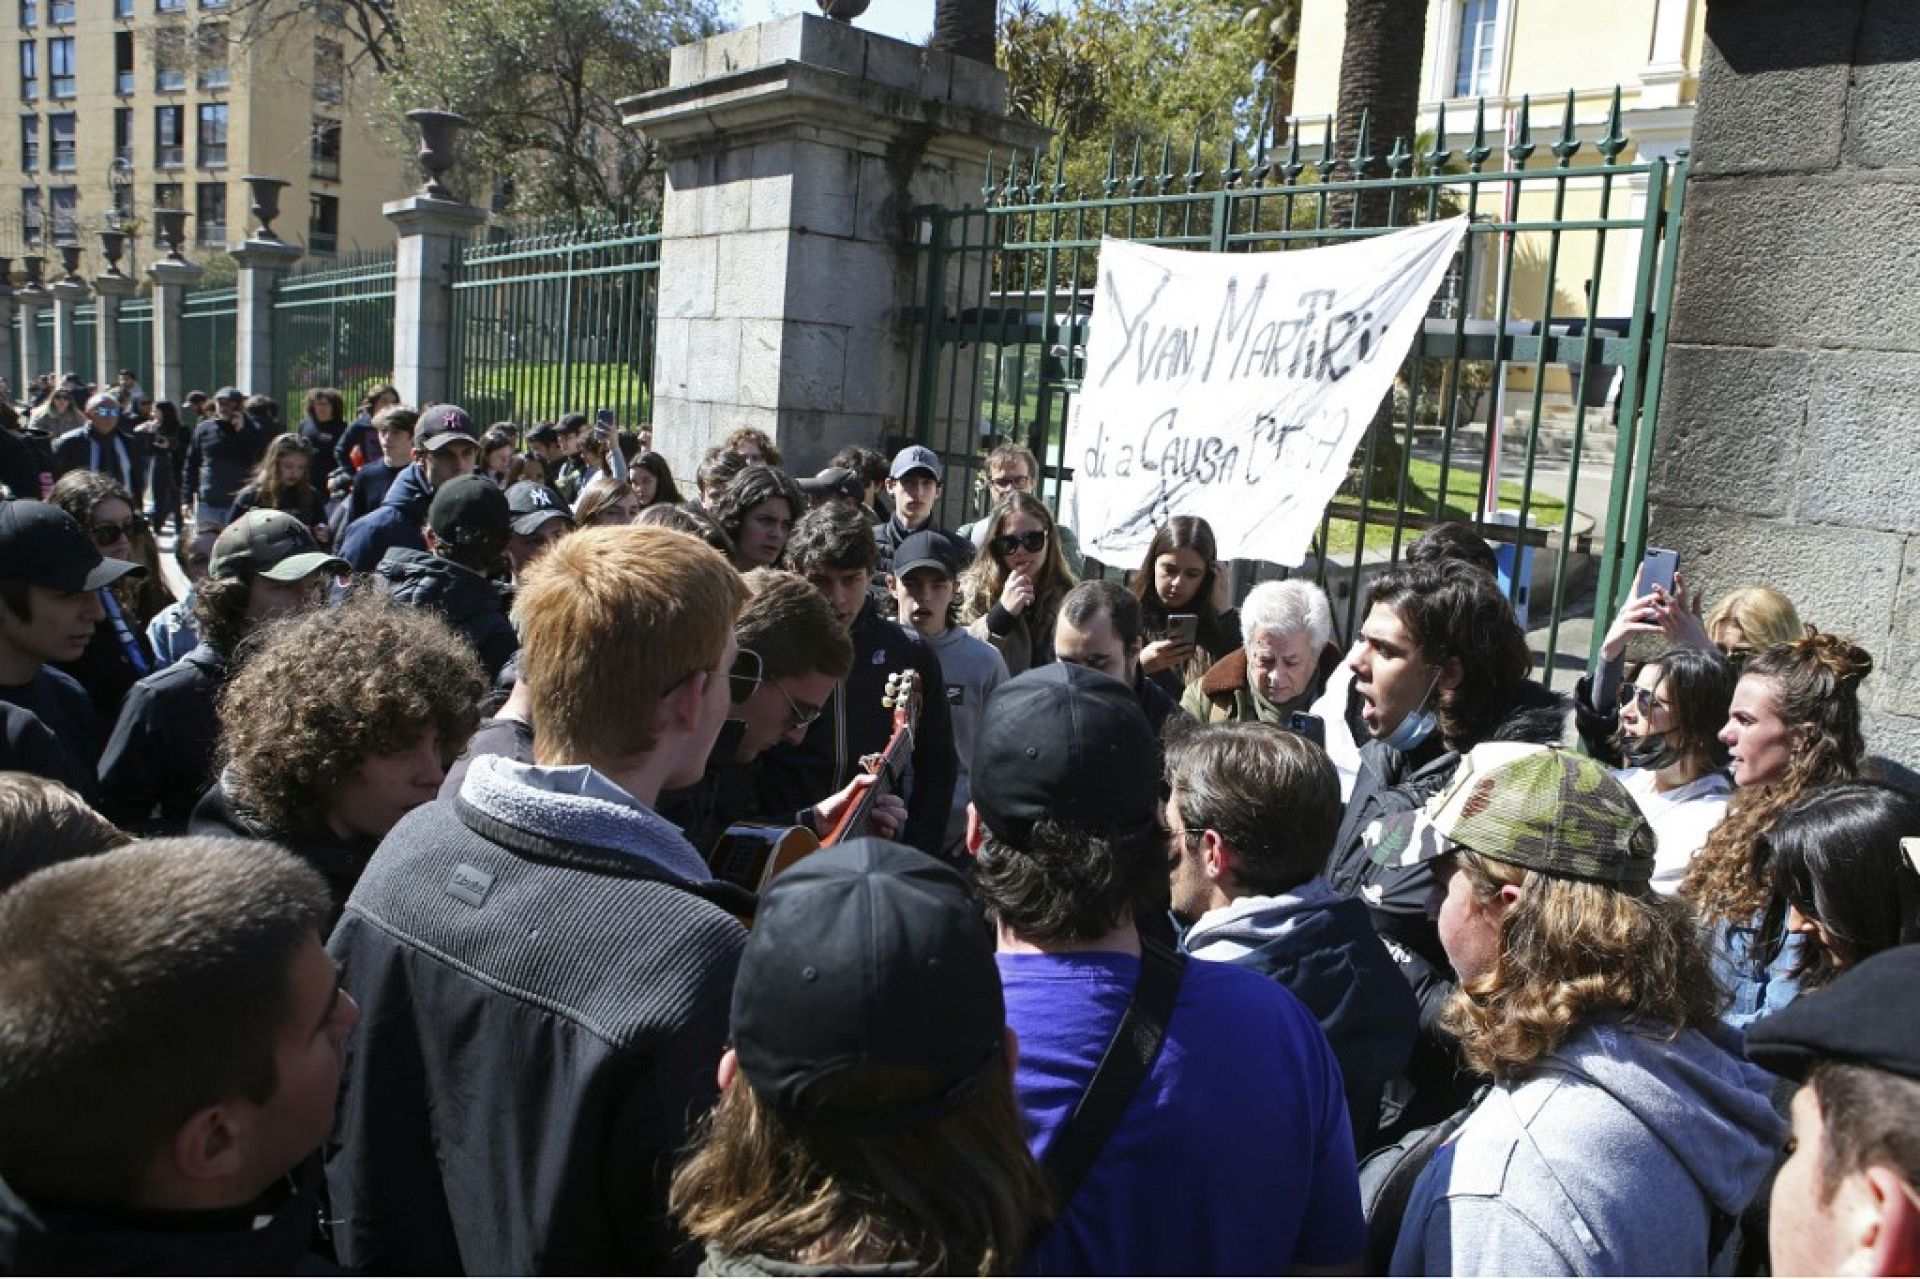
[881,696,895,709]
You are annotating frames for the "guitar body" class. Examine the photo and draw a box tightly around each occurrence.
[708,823,822,894]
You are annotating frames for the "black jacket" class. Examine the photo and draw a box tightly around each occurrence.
[51,424,150,505]
[869,516,971,602]
[0,1160,325,1277]
[323,784,748,1273]
[190,779,378,922]
[1323,679,1569,1133]
[658,719,789,857]
[753,600,957,857]
[338,462,431,573]
[98,642,227,832]
[374,547,518,682]
[184,414,268,509]
[53,603,155,729]
[297,415,344,482]
[0,427,46,500]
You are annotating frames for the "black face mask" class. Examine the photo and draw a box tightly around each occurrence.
[1619,730,1685,772]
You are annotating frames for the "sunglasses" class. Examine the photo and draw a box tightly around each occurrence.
[1615,684,1671,715]
[729,648,764,706]
[991,529,1048,557]
[89,515,147,547]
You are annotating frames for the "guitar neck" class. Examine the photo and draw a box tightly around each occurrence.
[829,723,914,845]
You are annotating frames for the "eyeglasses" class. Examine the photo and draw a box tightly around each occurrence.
[989,472,1032,492]
[88,515,147,547]
[728,648,763,706]
[769,679,823,732]
[1616,684,1669,716]
[990,529,1048,557]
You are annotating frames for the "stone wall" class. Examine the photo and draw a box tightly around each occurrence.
[1649,0,1920,767]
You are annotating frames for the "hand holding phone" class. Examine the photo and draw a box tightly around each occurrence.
[1166,613,1200,646]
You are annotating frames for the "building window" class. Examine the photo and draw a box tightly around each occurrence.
[17,0,33,28]
[1452,0,1500,99]
[154,26,184,90]
[113,105,131,164]
[18,116,35,171]
[310,117,341,180]
[194,21,226,88]
[312,37,342,105]
[47,34,69,97]
[47,0,69,21]
[308,192,337,255]
[22,186,40,243]
[156,0,185,12]
[115,0,132,16]
[194,179,223,244]
[154,104,183,168]
[47,109,70,171]
[48,183,73,238]
[18,41,34,101]
[196,101,225,167]
[115,31,133,94]
[152,179,178,244]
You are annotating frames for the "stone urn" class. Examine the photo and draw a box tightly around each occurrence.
[98,230,127,276]
[153,208,190,261]
[406,109,470,201]
[242,174,290,241]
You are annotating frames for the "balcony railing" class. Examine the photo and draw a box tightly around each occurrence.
[48,0,71,20]
[50,74,71,98]
[156,144,182,168]
[50,147,72,171]
[199,67,228,89]
[116,70,133,93]
[308,229,337,254]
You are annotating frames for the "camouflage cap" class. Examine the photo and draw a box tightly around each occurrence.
[1368,743,1655,886]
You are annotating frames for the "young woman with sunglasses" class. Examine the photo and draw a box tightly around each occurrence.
[960,493,1076,676]
[47,470,169,724]
[1610,646,1736,895]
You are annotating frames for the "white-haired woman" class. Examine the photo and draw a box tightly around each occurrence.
[1181,579,1339,726]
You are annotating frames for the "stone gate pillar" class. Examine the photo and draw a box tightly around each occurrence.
[623,14,1049,484]
[1648,0,1920,769]
[148,257,203,406]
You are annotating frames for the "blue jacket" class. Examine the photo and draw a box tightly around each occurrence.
[1181,879,1419,1154]
[339,461,432,572]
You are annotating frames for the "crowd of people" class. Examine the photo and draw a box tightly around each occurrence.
[2,375,1919,1276]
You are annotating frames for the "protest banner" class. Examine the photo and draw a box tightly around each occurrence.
[1065,216,1469,565]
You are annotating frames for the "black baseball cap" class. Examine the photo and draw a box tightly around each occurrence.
[416,404,479,452]
[505,481,573,536]
[209,510,348,582]
[527,423,560,445]
[0,500,143,592]
[972,663,1161,843]
[1745,943,1920,1083]
[429,474,512,550]
[731,838,1004,1129]
[214,386,245,404]
[892,529,957,580]
[797,466,864,504]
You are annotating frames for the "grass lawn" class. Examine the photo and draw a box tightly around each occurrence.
[1320,457,1569,558]
[461,363,652,423]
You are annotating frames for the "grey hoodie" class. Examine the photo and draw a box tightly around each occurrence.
[1391,1018,1784,1276]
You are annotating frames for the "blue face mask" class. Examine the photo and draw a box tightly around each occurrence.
[1382,668,1444,752]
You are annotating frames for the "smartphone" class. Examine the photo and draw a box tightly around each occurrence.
[1288,712,1326,747]
[1641,546,1679,597]
[1166,614,1200,646]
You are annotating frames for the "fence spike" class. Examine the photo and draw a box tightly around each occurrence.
[1351,108,1374,182]
[1317,115,1334,183]
[1598,85,1628,162]
[1225,136,1245,190]
[1102,138,1120,198]
[1509,94,1536,165]
[1051,135,1069,200]
[1128,136,1147,195]
[1156,136,1176,194]
[1386,134,1412,179]
[1185,124,1207,193]
[1551,89,1580,165]
[1467,96,1493,172]
[1424,101,1452,171]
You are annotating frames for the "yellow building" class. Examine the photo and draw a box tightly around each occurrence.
[2,0,410,271]
[1292,0,1703,323]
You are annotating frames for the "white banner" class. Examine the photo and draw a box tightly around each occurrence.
[1065,217,1469,566]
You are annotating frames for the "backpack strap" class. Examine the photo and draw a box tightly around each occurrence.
[1042,937,1187,1210]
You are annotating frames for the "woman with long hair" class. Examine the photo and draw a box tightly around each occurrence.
[572,475,641,527]
[47,470,168,723]
[710,466,803,571]
[960,493,1075,676]
[1759,780,1920,994]
[506,451,549,489]
[1611,645,1737,895]
[1131,515,1237,700]
[297,387,348,482]
[28,387,84,435]
[1683,629,1872,1024]
[1390,748,1782,1275]
[630,451,682,508]
[1704,586,1802,668]
[229,433,328,537]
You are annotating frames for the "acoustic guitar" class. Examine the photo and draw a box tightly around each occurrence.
[706,669,922,895]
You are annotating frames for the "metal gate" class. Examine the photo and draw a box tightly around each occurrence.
[904,91,1685,680]
[270,251,396,409]
[180,286,237,403]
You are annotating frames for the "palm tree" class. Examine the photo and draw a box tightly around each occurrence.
[1332,0,1428,228]
[930,0,996,65]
